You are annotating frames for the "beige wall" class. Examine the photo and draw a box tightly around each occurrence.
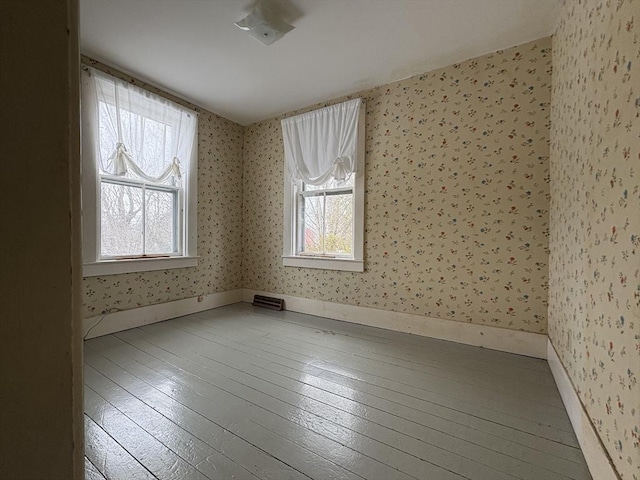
[243,38,552,334]
[82,58,245,318]
[0,1,84,479]
[549,1,639,478]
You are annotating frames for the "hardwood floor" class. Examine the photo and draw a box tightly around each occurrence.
[84,303,592,480]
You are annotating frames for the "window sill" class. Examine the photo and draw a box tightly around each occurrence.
[282,255,364,272]
[83,256,198,277]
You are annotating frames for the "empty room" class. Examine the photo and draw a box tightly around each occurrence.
[2,0,638,479]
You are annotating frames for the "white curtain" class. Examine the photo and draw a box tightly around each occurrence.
[85,67,197,185]
[282,98,362,186]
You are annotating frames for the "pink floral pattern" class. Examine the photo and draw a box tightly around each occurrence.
[243,38,552,333]
[82,57,244,317]
[549,1,639,478]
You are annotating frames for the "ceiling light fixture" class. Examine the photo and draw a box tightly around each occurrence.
[234,1,294,46]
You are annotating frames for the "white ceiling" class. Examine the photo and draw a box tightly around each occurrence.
[80,0,560,126]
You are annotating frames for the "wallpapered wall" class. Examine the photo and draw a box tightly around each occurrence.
[243,38,552,333]
[549,1,639,478]
[82,57,244,317]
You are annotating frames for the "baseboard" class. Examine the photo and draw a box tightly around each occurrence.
[547,340,620,480]
[242,289,547,358]
[83,288,547,358]
[83,289,243,340]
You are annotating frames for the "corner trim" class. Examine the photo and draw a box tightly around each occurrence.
[547,339,621,480]
[242,289,547,358]
[83,289,243,339]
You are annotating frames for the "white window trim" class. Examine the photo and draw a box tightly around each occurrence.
[83,256,199,277]
[282,101,365,272]
[282,255,364,272]
[80,67,198,277]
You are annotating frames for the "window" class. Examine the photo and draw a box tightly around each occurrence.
[297,177,354,256]
[282,99,365,272]
[81,67,198,276]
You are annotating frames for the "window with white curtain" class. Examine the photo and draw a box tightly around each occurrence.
[282,98,365,272]
[81,67,198,276]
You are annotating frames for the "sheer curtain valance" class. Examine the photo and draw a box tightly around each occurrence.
[84,67,197,185]
[282,98,363,186]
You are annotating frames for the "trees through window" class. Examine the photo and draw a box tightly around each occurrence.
[297,177,354,256]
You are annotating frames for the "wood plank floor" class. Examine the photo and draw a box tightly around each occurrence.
[84,303,592,480]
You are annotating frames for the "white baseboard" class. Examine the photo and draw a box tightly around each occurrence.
[83,288,547,358]
[547,340,620,480]
[243,289,547,358]
[83,289,243,340]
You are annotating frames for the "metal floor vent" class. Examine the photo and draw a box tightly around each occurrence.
[252,295,285,311]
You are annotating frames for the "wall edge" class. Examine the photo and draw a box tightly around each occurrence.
[547,339,622,480]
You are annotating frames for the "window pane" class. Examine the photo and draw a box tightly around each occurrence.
[302,195,324,253]
[97,101,175,181]
[101,182,143,257]
[325,193,353,255]
[145,189,176,254]
[121,111,174,179]
[141,119,173,177]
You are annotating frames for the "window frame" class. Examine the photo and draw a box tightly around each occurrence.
[81,67,198,277]
[282,102,365,272]
[98,174,182,259]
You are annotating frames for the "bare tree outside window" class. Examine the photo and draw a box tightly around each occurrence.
[144,189,175,254]
[299,176,353,256]
[100,182,143,256]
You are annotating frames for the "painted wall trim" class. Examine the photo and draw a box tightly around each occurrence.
[83,256,198,277]
[243,289,547,358]
[84,287,549,357]
[83,289,243,339]
[547,340,621,480]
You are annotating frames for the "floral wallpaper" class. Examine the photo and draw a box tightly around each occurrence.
[80,10,639,476]
[82,56,244,318]
[548,1,639,478]
[243,38,552,334]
